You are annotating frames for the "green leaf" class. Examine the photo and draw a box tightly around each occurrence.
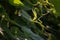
[20,10,32,21]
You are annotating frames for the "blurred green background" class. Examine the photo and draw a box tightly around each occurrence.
[49,0,60,16]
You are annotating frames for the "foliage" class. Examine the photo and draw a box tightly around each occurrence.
[0,0,60,40]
